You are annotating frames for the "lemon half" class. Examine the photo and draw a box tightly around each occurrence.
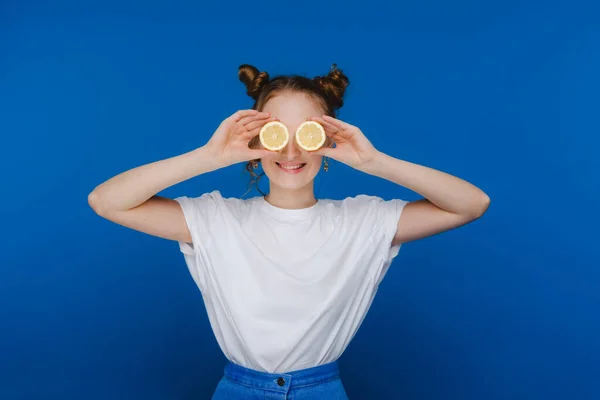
[295,121,326,151]
[259,121,289,151]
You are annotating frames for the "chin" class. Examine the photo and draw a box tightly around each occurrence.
[263,160,320,189]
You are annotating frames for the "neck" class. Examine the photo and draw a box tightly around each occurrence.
[264,182,317,210]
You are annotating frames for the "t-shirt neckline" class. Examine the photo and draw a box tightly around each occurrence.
[258,196,321,219]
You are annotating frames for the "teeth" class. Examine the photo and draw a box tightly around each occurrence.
[278,163,304,170]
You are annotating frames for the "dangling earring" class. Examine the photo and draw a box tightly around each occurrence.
[251,161,259,169]
[323,157,329,172]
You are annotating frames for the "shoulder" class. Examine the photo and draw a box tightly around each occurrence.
[317,194,408,233]
[326,194,408,215]
[175,190,256,220]
[174,189,221,212]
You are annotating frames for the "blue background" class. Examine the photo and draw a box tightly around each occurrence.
[1,0,598,399]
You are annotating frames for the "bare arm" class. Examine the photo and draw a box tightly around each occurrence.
[308,114,490,246]
[88,146,222,243]
[88,109,274,243]
[361,152,490,245]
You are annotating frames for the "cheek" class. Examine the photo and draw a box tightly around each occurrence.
[310,155,323,165]
[260,153,275,164]
[307,157,323,173]
[260,156,277,174]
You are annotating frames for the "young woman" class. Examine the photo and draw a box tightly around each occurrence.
[88,64,490,399]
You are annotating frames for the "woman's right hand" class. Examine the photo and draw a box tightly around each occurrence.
[89,109,277,245]
[204,109,277,168]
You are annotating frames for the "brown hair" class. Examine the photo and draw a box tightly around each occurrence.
[238,63,350,196]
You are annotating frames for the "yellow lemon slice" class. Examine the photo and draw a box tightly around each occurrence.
[259,121,289,151]
[295,121,326,151]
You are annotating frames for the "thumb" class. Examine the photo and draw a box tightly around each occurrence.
[253,149,274,159]
[312,146,335,158]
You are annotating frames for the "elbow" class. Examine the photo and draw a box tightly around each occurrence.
[462,192,490,220]
[88,189,107,216]
[472,193,491,219]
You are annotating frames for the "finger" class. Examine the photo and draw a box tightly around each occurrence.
[318,122,351,142]
[230,109,263,122]
[245,116,277,132]
[312,146,335,158]
[245,126,263,139]
[238,112,271,126]
[309,116,341,137]
[249,148,274,159]
[322,115,355,130]
[246,118,280,138]
[308,116,338,131]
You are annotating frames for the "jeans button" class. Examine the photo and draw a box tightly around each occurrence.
[277,377,285,386]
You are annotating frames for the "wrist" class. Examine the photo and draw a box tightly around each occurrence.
[191,145,228,172]
[359,150,388,175]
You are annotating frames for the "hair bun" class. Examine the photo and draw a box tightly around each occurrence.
[313,63,349,109]
[239,64,270,100]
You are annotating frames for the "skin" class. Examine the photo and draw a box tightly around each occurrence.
[258,90,491,245]
[88,89,490,247]
[258,91,326,210]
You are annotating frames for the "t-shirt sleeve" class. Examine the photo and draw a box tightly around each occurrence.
[173,190,220,255]
[356,195,409,287]
[373,197,410,263]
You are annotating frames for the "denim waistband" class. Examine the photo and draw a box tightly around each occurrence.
[223,361,340,393]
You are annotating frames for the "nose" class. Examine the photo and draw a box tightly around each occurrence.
[280,133,302,160]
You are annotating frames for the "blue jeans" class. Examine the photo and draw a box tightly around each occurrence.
[212,360,349,399]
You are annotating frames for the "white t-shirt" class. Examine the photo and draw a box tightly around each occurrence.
[174,190,408,373]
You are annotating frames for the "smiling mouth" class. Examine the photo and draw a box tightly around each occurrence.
[275,162,307,172]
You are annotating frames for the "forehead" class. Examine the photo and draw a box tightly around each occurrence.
[262,91,323,128]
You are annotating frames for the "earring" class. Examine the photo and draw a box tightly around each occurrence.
[323,157,329,172]
[251,161,259,169]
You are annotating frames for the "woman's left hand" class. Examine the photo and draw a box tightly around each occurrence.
[308,115,380,171]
